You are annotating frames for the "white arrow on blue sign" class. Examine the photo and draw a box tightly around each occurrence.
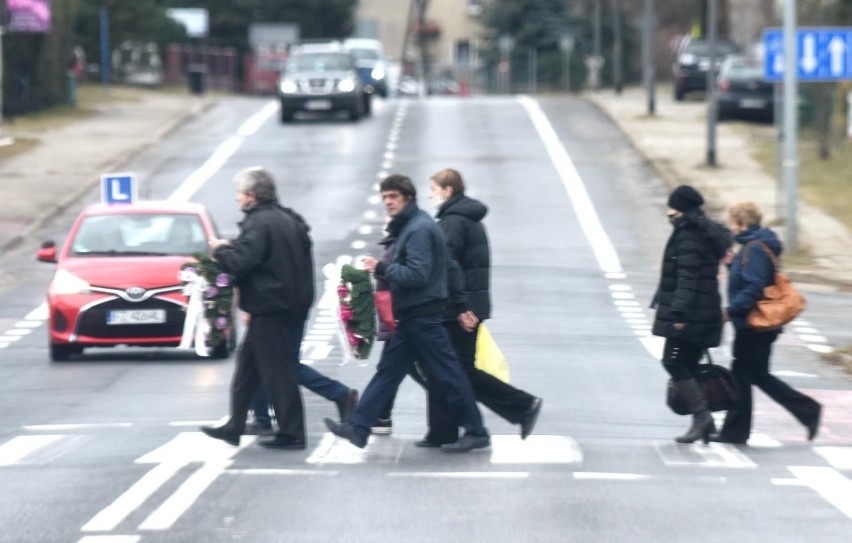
[101,172,137,205]
[764,27,852,81]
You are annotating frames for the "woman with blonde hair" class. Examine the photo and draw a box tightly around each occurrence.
[712,201,822,444]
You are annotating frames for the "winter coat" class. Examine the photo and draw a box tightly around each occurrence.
[374,234,395,341]
[435,194,492,321]
[375,201,454,320]
[651,208,732,348]
[726,226,782,331]
[214,203,314,320]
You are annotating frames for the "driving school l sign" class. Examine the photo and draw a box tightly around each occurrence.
[764,27,852,81]
[101,172,137,205]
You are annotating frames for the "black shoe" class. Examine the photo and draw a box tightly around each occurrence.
[520,397,543,440]
[200,425,240,447]
[414,438,442,448]
[258,434,306,450]
[335,388,359,424]
[807,405,822,441]
[244,421,274,436]
[371,418,393,435]
[324,417,366,449]
[440,434,490,453]
[708,433,747,445]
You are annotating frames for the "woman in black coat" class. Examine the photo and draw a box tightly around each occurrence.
[711,201,821,444]
[652,185,731,443]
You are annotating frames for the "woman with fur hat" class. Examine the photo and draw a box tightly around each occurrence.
[652,185,732,443]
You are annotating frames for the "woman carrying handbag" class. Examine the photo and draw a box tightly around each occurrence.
[711,201,822,444]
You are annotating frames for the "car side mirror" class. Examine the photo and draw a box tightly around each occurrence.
[37,240,57,263]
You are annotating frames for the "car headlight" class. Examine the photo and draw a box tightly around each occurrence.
[680,54,697,66]
[338,77,356,93]
[52,269,91,295]
[279,79,298,94]
[371,66,386,80]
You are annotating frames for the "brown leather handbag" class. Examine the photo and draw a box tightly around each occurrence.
[743,241,806,331]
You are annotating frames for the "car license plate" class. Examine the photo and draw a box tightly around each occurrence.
[305,99,332,111]
[739,98,765,109]
[107,309,166,325]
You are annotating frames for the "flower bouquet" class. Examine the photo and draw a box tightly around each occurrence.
[338,264,376,360]
[178,253,234,357]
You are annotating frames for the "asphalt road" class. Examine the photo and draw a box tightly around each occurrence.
[0,94,851,542]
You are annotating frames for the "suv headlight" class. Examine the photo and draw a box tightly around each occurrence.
[680,53,697,66]
[371,66,386,80]
[337,77,357,93]
[52,269,91,295]
[279,79,298,94]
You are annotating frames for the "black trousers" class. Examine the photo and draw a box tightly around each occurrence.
[425,321,535,442]
[720,328,820,442]
[228,315,305,440]
[661,338,705,381]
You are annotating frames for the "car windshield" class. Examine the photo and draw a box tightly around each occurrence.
[70,213,208,257]
[286,53,351,73]
[348,48,381,61]
[725,62,764,79]
[684,41,738,57]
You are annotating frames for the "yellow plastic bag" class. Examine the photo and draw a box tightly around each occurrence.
[474,324,510,383]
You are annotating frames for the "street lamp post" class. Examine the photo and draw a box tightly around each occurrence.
[706,0,718,166]
[612,0,623,94]
[498,34,514,94]
[783,0,799,251]
[643,0,656,115]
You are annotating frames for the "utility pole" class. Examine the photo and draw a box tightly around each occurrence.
[643,0,655,115]
[100,5,111,91]
[611,0,622,94]
[705,0,718,166]
[592,0,602,90]
[416,0,429,98]
[783,0,799,251]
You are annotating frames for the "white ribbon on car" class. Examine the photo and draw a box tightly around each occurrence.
[178,268,210,357]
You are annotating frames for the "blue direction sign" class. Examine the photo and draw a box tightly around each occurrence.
[101,172,137,205]
[764,27,852,81]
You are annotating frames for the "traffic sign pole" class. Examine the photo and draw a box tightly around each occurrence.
[783,0,799,252]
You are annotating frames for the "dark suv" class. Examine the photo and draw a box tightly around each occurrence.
[278,43,369,123]
[672,37,739,101]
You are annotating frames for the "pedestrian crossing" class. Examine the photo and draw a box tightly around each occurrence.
[1,426,850,472]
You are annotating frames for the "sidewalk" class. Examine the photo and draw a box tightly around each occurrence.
[0,88,213,254]
[586,87,852,288]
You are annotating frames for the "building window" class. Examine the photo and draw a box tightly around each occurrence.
[456,40,471,67]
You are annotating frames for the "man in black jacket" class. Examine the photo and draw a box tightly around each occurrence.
[200,167,313,450]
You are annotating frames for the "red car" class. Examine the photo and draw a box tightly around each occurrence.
[36,201,234,361]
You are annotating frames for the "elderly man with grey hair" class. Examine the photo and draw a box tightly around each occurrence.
[201,167,327,449]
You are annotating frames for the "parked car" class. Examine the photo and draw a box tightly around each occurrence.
[343,38,389,98]
[716,56,774,122]
[278,42,369,123]
[673,36,739,101]
[36,202,234,361]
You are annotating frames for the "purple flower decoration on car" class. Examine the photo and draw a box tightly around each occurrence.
[205,286,218,298]
[215,273,230,287]
[215,316,228,330]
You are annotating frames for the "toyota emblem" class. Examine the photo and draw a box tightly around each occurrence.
[126,286,146,300]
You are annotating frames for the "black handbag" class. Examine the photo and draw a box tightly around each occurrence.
[666,350,738,415]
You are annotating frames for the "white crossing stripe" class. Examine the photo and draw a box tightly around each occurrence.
[787,466,852,520]
[78,536,141,543]
[815,447,852,470]
[490,435,583,464]
[654,441,757,468]
[307,433,367,464]
[139,460,231,531]
[0,435,64,466]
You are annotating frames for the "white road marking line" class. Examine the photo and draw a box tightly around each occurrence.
[519,95,622,274]
[0,335,21,342]
[306,433,367,464]
[14,320,42,328]
[0,435,64,466]
[168,420,222,427]
[25,303,48,320]
[81,461,188,532]
[815,447,852,470]
[490,435,583,464]
[772,370,818,378]
[806,344,834,354]
[350,240,367,249]
[78,536,141,543]
[609,284,632,291]
[358,225,373,235]
[388,472,529,479]
[771,478,807,486]
[745,434,783,448]
[5,328,31,336]
[787,466,852,520]
[573,472,650,481]
[229,469,338,476]
[24,423,133,432]
[799,334,828,343]
[614,300,640,306]
[610,292,635,299]
[0,342,9,348]
[139,460,231,531]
